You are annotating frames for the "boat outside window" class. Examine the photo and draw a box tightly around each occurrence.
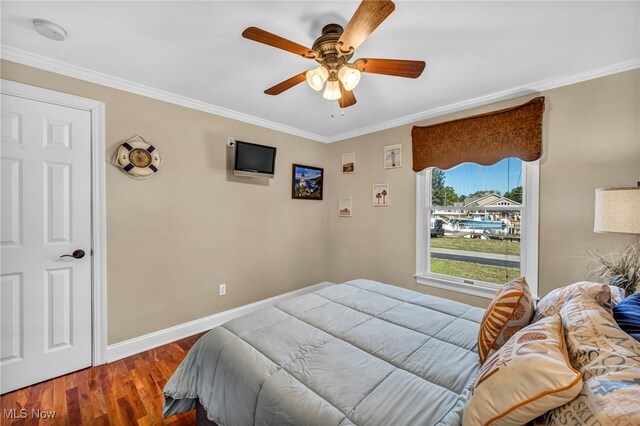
[416,158,539,298]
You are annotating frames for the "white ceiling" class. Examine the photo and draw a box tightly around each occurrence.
[2,1,639,142]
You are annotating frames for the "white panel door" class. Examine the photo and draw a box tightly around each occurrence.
[1,93,92,394]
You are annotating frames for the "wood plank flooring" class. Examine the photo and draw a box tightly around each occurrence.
[1,333,205,426]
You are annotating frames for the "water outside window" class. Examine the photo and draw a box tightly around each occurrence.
[428,158,523,285]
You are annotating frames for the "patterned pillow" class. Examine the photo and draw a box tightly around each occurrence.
[533,281,612,322]
[539,289,640,425]
[608,285,624,307]
[478,277,534,363]
[463,314,582,426]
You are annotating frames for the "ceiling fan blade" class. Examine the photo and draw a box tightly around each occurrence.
[242,27,315,58]
[355,58,426,78]
[338,81,357,108]
[264,73,307,95]
[338,0,395,52]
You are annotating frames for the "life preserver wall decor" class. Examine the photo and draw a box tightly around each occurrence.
[114,135,161,179]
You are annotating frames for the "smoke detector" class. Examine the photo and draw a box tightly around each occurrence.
[33,19,67,41]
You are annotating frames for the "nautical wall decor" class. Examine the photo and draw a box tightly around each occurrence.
[342,153,355,173]
[114,135,161,179]
[339,197,353,217]
[384,144,402,169]
[292,164,323,200]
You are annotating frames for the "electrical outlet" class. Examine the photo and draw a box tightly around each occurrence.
[219,283,227,296]
[227,137,235,148]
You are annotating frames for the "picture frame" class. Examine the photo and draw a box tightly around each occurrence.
[339,197,353,217]
[384,144,402,169]
[372,183,390,207]
[292,164,324,200]
[342,152,355,173]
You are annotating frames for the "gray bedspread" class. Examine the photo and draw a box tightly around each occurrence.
[163,279,484,425]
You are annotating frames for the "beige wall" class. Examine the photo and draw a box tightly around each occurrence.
[3,59,638,342]
[326,69,640,308]
[1,60,329,344]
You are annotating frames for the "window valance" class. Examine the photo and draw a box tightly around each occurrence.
[411,97,545,172]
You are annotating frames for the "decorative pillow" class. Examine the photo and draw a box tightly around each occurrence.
[608,285,624,306]
[613,293,640,341]
[533,281,612,322]
[463,314,582,426]
[478,277,534,363]
[540,289,640,425]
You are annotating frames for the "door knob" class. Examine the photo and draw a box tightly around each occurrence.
[60,249,85,259]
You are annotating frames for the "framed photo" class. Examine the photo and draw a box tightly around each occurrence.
[373,183,390,207]
[384,144,402,169]
[292,164,324,200]
[339,197,353,217]
[342,152,355,173]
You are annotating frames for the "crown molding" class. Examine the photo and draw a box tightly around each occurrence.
[2,45,638,145]
[323,57,640,143]
[0,45,330,143]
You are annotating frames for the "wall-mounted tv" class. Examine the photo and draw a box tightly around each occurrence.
[233,141,277,178]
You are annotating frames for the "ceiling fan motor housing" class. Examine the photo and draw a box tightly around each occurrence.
[312,24,353,80]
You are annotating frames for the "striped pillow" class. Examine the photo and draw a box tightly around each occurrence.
[478,277,534,363]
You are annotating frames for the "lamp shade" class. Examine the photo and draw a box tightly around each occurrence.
[306,66,329,91]
[322,80,341,100]
[594,187,640,234]
[338,65,361,91]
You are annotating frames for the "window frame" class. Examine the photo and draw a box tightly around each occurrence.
[415,161,539,299]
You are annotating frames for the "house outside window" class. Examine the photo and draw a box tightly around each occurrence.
[416,158,539,299]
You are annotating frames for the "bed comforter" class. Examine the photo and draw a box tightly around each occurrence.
[163,279,484,425]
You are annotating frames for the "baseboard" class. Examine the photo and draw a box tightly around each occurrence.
[104,281,333,363]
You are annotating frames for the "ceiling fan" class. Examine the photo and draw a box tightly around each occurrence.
[242,0,426,108]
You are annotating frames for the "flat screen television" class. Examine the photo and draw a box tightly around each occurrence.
[233,141,277,178]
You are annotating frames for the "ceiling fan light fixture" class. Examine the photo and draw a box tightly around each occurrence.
[338,66,361,91]
[323,80,342,100]
[306,66,329,91]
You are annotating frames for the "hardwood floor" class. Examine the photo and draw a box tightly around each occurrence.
[1,333,205,426]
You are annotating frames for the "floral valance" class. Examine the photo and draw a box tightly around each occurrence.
[411,97,545,172]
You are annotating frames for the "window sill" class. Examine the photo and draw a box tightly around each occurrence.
[415,274,498,300]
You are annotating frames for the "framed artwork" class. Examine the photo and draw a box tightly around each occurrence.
[384,144,402,169]
[339,197,353,217]
[342,152,355,173]
[373,183,390,206]
[292,164,324,200]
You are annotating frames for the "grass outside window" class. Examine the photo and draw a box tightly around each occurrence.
[430,236,520,256]
[430,258,520,284]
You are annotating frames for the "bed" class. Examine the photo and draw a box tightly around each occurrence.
[163,279,485,425]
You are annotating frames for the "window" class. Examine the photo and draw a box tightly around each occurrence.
[416,158,539,299]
